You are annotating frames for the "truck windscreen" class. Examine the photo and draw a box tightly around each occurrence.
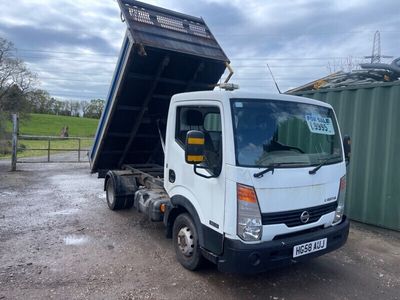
[230,99,343,168]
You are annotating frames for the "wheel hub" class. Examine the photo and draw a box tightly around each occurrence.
[107,181,114,205]
[177,226,194,257]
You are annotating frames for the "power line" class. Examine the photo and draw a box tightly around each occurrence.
[22,56,328,67]
[30,70,111,75]
[15,55,118,64]
[12,28,399,36]
[46,89,107,94]
[46,91,107,97]
[211,30,400,36]
[17,49,119,57]
[14,49,368,61]
[38,77,109,84]
[231,65,327,68]
[37,76,318,82]
[20,53,367,61]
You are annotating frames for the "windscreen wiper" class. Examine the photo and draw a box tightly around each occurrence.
[253,162,306,178]
[309,156,342,175]
[253,163,281,178]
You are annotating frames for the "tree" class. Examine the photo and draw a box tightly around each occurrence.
[26,89,51,114]
[0,111,9,154]
[26,91,83,117]
[80,100,89,116]
[70,101,80,117]
[83,99,104,119]
[1,85,30,113]
[60,101,72,116]
[0,37,36,113]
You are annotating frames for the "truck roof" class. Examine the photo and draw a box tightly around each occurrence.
[90,0,229,173]
[171,90,333,108]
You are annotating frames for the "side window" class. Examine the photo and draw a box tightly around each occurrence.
[175,106,223,176]
[204,113,222,132]
[175,107,203,145]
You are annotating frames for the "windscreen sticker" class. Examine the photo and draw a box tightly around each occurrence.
[305,114,335,135]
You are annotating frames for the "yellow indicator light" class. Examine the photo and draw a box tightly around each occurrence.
[187,155,204,162]
[237,184,257,203]
[187,137,205,145]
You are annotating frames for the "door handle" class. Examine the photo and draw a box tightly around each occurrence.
[169,169,176,183]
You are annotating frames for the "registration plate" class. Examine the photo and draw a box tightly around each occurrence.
[293,238,327,258]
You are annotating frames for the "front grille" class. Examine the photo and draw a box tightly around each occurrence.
[262,202,337,227]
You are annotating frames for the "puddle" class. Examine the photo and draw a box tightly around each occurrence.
[0,191,18,197]
[48,208,80,216]
[63,235,90,246]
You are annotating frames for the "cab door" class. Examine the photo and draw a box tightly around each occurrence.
[164,101,225,249]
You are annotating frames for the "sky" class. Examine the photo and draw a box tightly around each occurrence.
[0,0,398,100]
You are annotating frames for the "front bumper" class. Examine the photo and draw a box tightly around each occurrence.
[217,216,350,274]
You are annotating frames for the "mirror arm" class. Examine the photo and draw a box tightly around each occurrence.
[193,165,217,179]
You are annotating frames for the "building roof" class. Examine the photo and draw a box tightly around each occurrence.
[287,57,400,93]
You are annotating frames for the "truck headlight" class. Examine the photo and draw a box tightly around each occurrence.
[333,175,346,224]
[237,184,262,241]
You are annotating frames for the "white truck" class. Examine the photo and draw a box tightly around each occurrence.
[90,0,350,273]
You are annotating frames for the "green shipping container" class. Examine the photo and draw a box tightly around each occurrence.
[293,81,400,231]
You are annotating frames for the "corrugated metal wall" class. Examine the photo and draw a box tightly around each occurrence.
[293,82,400,231]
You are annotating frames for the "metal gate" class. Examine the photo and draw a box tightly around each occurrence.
[16,135,93,164]
[5,114,94,168]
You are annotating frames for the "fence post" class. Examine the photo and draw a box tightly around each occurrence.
[47,139,51,162]
[78,138,81,162]
[11,113,19,171]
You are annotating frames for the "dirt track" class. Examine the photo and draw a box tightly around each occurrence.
[0,159,399,300]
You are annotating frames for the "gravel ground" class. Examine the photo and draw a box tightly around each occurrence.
[0,158,399,300]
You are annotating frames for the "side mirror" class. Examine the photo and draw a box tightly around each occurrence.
[185,130,205,165]
[343,135,351,165]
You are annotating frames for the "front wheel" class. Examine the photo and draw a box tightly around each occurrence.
[172,213,203,271]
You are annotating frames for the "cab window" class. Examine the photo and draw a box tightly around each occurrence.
[175,106,223,176]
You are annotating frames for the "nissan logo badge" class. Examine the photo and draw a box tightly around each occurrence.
[300,211,310,224]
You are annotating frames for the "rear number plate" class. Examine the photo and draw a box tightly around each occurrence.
[293,238,327,258]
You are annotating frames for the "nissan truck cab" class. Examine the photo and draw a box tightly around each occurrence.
[156,90,349,273]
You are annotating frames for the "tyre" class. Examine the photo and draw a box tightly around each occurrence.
[172,213,203,271]
[105,177,125,210]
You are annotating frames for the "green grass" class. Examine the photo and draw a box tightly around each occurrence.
[1,113,99,159]
[17,113,99,137]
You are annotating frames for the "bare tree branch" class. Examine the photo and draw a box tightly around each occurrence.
[0,37,37,112]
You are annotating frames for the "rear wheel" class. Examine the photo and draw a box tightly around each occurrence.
[105,177,124,210]
[172,213,203,270]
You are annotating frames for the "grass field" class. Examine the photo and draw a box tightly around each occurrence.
[1,114,99,159]
[17,113,99,137]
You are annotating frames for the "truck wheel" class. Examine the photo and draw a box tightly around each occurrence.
[172,213,203,271]
[105,177,124,210]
